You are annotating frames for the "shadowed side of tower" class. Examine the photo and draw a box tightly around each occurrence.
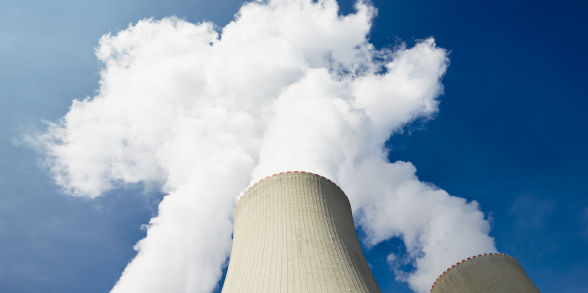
[221,172,381,293]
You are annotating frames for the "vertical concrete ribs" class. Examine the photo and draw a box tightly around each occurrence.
[221,171,381,293]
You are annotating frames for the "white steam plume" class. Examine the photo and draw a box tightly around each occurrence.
[35,0,496,292]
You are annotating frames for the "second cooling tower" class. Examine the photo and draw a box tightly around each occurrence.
[221,171,381,293]
[430,253,540,293]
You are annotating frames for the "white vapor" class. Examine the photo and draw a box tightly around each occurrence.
[35,0,496,292]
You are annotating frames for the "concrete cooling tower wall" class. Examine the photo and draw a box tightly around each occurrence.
[430,253,540,293]
[221,171,381,293]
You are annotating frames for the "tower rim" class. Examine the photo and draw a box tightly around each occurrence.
[239,171,343,201]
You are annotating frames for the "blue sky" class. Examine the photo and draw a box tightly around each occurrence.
[1,0,587,292]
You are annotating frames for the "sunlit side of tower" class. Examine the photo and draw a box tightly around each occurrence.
[221,171,381,293]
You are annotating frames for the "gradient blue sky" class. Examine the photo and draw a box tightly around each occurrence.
[1,0,587,292]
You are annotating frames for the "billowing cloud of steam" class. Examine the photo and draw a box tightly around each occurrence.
[35,0,496,292]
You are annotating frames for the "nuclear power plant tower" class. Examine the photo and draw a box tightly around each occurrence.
[221,171,540,293]
[221,171,381,293]
[430,253,540,293]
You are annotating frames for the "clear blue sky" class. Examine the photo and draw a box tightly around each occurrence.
[1,0,586,292]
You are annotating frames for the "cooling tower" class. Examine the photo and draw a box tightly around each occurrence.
[430,253,540,293]
[221,171,381,293]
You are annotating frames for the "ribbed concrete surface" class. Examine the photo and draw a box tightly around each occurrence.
[221,172,381,293]
[431,253,540,293]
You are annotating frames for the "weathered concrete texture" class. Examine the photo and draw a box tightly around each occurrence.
[431,253,540,293]
[222,172,381,293]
